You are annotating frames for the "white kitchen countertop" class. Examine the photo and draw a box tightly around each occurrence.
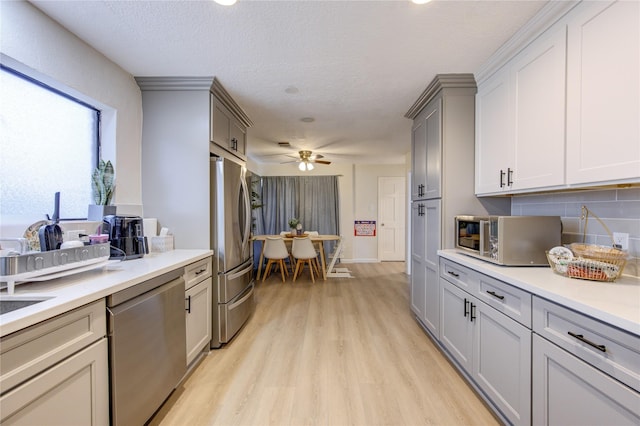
[0,249,213,337]
[439,249,640,336]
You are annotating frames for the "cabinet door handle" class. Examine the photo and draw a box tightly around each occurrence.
[507,168,513,186]
[464,298,469,317]
[499,169,506,188]
[185,295,192,313]
[486,290,505,300]
[568,331,606,352]
[447,270,459,278]
[470,303,476,322]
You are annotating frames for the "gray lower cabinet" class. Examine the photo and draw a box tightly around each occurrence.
[532,335,640,425]
[410,199,441,337]
[532,297,640,425]
[0,300,109,425]
[439,259,531,425]
[185,258,213,366]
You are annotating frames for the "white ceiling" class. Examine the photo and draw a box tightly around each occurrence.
[30,0,547,166]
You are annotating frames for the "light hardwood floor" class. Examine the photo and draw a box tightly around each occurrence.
[149,262,499,426]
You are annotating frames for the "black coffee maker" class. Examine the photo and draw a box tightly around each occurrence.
[102,215,148,260]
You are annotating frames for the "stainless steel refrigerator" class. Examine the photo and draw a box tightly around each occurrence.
[210,155,255,348]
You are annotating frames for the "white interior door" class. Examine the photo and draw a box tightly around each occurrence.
[378,176,406,261]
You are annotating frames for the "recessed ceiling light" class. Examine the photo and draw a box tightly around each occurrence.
[285,86,299,94]
[300,117,315,123]
[213,0,237,6]
[411,0,432,4]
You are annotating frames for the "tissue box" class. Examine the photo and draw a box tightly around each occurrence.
[151,235,174,252]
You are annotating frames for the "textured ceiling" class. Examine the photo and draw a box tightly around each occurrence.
[30,0,547,166]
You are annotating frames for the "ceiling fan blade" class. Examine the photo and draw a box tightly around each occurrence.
[309,154,324,160]
[314,160,332,165]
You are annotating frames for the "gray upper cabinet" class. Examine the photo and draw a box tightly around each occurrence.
[210,79,252,161]
[136,77,252,249]
[406,74,509,343]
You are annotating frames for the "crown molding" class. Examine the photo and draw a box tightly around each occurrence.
[405,73,476,119]
[474,0,579,85]
[135,76,253,128]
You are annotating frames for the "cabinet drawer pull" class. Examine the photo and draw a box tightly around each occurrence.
[568,331,606,352]
[195,268,207,276]
[447,271,460,278]
[464,298,469,317]
[486,290,505,300]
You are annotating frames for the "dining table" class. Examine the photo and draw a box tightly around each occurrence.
[252,234,341,281]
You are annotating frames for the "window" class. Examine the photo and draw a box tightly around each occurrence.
[0,65,99,226]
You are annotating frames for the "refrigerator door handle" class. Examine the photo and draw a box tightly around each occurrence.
[227,263,253,281]
[239,172,251,257]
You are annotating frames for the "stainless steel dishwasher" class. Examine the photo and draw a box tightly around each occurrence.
[106,268,186,426]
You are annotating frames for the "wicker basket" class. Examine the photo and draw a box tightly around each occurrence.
[546,248,626,282]
[546,206,630,282]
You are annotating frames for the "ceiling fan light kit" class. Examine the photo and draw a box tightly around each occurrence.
[282,149,332,169]
[299,162,314,171]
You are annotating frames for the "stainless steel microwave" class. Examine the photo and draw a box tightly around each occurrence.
[454,215,561,266]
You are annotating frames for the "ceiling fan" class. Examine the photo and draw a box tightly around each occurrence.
[283,150,332,171]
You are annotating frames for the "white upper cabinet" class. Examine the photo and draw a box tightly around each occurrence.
[510,23,566,191]
[566,0,640,185]
[475,0,639,196]
[476,20,567,195]
[476,67,511,194]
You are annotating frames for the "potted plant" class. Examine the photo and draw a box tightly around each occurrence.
[288,218,300,235]
[88,160,116,221]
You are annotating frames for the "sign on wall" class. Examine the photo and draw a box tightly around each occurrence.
[354,220,376,236]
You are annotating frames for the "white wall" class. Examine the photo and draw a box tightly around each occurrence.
[1,1,143,210]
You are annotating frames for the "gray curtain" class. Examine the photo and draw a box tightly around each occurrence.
[260,175,340,252]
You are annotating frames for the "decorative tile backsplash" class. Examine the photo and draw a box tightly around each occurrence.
[511,187,640,277]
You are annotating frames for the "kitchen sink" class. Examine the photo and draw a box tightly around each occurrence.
[0,296,54,315]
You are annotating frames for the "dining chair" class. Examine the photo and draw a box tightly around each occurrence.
[279,231,295,266]
[262,236,290,283]
[303,231,322,258]
[291,236,320,283]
